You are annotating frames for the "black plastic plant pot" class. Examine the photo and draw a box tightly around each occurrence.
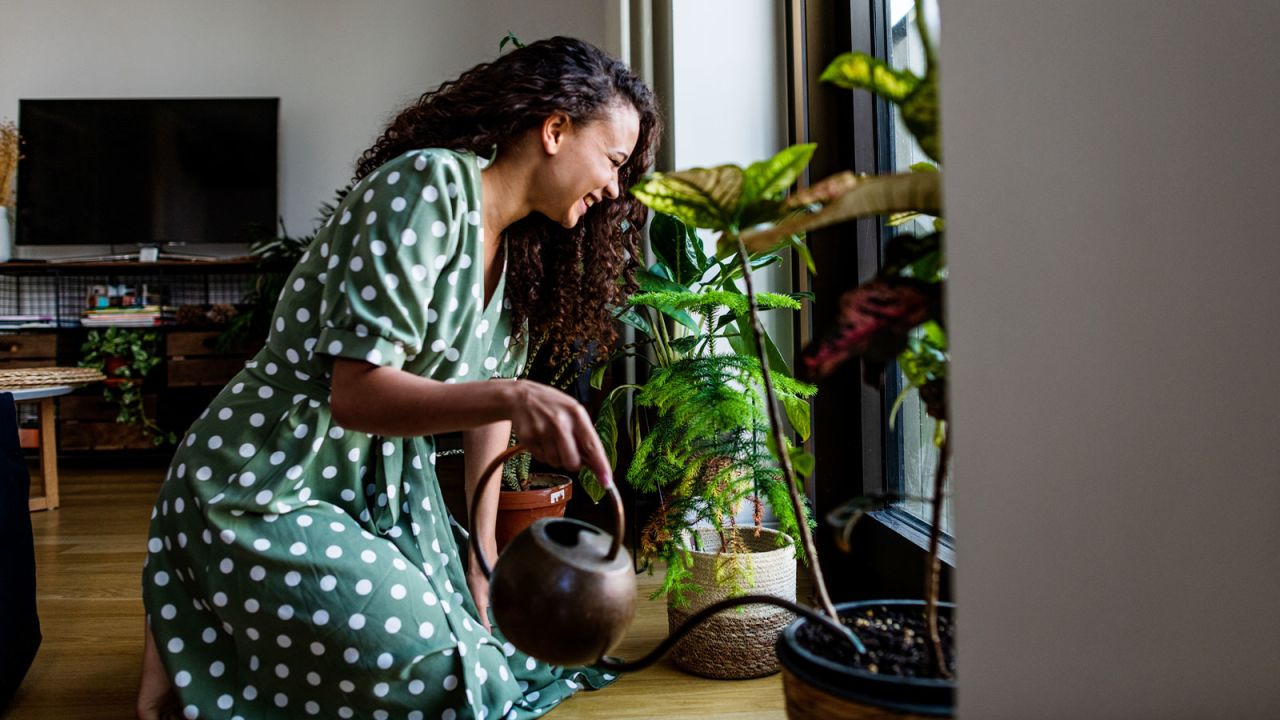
[776,600,955,718]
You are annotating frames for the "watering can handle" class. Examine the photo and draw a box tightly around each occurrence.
[468,443,625,582]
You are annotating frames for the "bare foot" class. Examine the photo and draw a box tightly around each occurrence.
[137,623,181,720]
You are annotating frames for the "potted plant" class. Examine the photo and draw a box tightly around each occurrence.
[495,430,573,552]
[579,208,816,679]
[79,327,177,446]
[627,2,951,713]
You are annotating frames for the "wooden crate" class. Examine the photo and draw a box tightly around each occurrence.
[0,332,57,359]
[165,330,250,387]
[59,394,161,450]
[0,332,58,371]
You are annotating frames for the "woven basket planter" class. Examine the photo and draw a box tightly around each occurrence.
[667,526,796,679]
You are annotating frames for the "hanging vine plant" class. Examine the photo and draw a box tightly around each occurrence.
[79,327,176,446]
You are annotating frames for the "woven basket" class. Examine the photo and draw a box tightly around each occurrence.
[667,526,797,679]
[0,366,105,390]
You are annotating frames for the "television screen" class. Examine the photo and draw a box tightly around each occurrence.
[16,98,278,246]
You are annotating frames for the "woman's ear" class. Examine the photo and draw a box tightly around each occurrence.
[540,111,572,156]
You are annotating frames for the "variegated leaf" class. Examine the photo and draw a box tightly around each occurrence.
[631,165,744,231]
[741,172,941,252]
[743,144,817,203]
[820,52,920,102]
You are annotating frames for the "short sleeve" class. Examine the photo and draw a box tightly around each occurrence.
[314,151,469,371]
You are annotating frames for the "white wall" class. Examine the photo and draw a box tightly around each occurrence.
[669,0,791,527]
[669,0,792,356]
[943,2,1280,718]
[0,0,613,258]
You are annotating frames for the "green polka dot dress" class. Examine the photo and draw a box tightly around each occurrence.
[143,149,617,719]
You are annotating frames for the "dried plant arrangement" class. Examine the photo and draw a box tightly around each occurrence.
[0,119,21,208]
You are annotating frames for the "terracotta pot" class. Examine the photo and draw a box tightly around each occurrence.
[495,473,572,552]
[103,356,128,377]
[777,600,955,718]
[18,427,39,449]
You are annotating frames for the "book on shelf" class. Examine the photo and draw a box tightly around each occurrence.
[79,305,177,327]
[0,314,57,329]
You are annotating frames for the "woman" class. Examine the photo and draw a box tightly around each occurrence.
[138,36,661,719]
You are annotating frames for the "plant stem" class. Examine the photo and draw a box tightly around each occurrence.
[925,430,951,679]
[914,0,936,70]
[730,232,844,630]
[650,307,676,367]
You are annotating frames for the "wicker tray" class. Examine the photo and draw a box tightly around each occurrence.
[0,366,106,389]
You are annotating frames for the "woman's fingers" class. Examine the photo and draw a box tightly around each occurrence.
[510,380,611,479]
[551,410,581,472]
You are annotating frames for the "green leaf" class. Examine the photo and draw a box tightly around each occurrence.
[789,445,816,478]
[649,262,674,283]
[788,235,817,274]
[635,269,700,332]
[743,144,817,203]
[899,72,941,163]
[821,50,940,162]
[669,336,700,356]
[499,31,525,52]
[750,254,782,271]
[724,315,791,378]
[649,213,708,287]
[615,306,654,336]
[630,165,745,231]
[782,395,812,441]
[820,52,920,102]
[589,362,608,390]
[759,324,794,378]
[579,390,621,504]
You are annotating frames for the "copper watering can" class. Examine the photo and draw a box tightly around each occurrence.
[469,445,865,671]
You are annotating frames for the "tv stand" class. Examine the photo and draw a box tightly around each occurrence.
[46,248,220,264]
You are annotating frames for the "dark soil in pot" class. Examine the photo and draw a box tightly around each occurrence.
[799,603,955,679]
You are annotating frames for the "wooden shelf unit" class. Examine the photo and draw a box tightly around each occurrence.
[0,259,266,453]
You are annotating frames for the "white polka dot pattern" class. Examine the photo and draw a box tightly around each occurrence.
[142,150,563,717]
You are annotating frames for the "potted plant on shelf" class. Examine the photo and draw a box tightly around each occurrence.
[79,327,177,446]
[581,206,817,679]
[627,2,951,713]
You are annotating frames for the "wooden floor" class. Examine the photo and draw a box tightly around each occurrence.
[6,467,790,719]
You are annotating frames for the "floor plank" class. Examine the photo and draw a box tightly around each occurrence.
[6,467,791,719]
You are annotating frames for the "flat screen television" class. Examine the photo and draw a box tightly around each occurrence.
[16,98,278,247]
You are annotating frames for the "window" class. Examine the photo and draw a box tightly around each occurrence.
[881,0,952,536]
[790,0,954,600]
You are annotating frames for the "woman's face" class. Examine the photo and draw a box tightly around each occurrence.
[536,101,642,229]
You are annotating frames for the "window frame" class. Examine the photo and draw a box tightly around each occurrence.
[786,0,953,602]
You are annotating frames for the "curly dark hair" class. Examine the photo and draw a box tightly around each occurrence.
[354,36,662,368]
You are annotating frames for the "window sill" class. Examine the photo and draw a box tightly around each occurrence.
[869,507,955,569]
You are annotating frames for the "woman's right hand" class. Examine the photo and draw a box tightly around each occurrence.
[507,379,613,487]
